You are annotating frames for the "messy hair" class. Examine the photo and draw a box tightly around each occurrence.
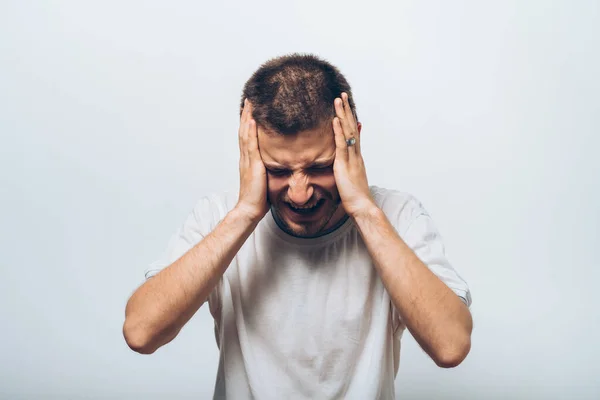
[240,53,357,135]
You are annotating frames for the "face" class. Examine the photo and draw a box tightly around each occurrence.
[258,123,346,238]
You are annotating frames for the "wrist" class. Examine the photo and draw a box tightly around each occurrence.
[231,203,267,226]
[350,201,382,222]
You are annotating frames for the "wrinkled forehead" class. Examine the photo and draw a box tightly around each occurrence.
[258,124,336,168]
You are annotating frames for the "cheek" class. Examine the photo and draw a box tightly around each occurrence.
[313,175,338,193]
[266,176,287,197]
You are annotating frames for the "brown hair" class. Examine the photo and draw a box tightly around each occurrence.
[241,53,357,135]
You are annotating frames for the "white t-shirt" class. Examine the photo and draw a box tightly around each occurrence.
[145,186,472,400]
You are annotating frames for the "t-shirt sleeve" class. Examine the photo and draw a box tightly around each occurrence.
[144,196,217,280]
[387,195,472,335]
[144,191,235,280]
[372,188,473,335]
[401,205,472,308]
[143,194,229,315]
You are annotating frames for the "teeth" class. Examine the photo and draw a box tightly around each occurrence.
[290,202,319,210]
[291,205,316,210]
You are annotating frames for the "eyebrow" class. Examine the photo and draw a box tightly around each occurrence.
[264,159,334,170]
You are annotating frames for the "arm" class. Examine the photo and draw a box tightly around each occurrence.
[123,99,268,354]
[353,206,473,368]
[330,92,471,368]
[123,207,259,354]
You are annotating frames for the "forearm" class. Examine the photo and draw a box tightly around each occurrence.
[353,206,472,367]
[123,207,259,354]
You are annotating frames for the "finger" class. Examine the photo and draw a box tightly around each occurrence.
[240,100,254,141]
[244,102,258,161]
[333,117,348,162]
[242,119,252,159]
[341,93,360,155]
[335,97,359,158]
[247,119,261,162]
[341,92,357,127]
[240,100,254,165]
[239,99,249,138]
[240,98,248,122]
[246,99,253,117]
[335,96,356,139]
[340,93,358,137]
[239,123,250,168]
[239,99,248,153]
[334,97,346,127]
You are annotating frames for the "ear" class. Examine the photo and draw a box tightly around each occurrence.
[357,122,362,135]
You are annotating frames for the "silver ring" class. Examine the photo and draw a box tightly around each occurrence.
[346,137,356,147]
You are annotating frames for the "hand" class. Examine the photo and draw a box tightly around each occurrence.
[332,93,377,218]
[235,99,269,222]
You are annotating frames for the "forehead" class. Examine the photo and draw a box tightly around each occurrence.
[258,124,336,167]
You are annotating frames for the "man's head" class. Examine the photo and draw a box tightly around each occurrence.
[240,53,360,238]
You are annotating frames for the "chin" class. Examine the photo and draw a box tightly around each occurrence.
[284,221,325,238]
[272,202,338,238]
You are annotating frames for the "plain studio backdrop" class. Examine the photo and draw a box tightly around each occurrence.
[1,1,599,399]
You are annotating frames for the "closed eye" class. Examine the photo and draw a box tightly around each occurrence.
[308,165,333,174]
[265,164,333,176]
[266,168,290,176]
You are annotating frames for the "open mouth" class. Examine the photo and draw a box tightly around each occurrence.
[287,199,325,216]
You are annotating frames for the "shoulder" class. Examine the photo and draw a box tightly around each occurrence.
[369,185,428,234]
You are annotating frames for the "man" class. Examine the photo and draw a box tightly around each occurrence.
[123,53,473,399]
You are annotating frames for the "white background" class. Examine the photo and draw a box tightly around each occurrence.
[1,1,599,399]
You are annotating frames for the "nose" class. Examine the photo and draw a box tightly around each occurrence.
[287,172,314,206]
